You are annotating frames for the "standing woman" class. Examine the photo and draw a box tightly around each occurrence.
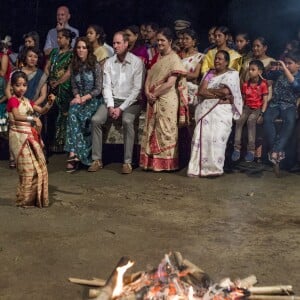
[64,37,103,172]
[140,27,188,172]
[124,25,149,66]
[0,37,13,82]
[86,24,109,66]
[240,36,275,83]
[201,26,241,75]
[6,71,54,207]
[181,29,204,105]
[44,28,74,153]
[188,50,243,177]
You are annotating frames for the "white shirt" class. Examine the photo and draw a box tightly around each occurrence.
[103,52,144,111]
[43,24,79,51]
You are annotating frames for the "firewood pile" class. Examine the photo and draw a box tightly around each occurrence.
[68,252,298,300]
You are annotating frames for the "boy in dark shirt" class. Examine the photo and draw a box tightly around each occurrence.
[264,51,300,175]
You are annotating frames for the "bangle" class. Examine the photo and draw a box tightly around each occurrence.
[260,112,264,116]
[26,116,34,122]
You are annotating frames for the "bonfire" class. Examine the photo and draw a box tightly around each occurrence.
[69,252,298,300]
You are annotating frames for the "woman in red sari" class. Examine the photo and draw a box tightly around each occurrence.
[140,27,188,171]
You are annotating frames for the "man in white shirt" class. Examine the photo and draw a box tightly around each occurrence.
[43,6,79,56]
[88,31,144,174]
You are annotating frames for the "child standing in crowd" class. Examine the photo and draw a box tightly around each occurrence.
[6,71,54,207]
[264,51,300,175]
[232,60,268,162]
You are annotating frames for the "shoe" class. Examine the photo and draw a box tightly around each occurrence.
[9,159,16,169]
[245,151,255,162]
[66,161,79,173]
[67,155,79,162]
[88,160,103,172]
[121,163,132,174]
[231,150,240,161]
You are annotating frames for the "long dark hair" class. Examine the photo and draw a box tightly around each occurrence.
[125,25,144,48]
[19,46,43,68]
[87,24,106,45]
[72,37,97,74]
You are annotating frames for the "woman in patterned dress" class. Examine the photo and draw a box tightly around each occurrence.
[64,37,103,172]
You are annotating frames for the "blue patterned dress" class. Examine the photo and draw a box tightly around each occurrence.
[64,63,103,165]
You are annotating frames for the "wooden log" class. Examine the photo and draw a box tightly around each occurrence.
[238,275,257,288]
[89,288,101,298]
[249,285,293,295]
[249,296,300,300]
[95,257,133,300]
[68,277,106,287]
[182,259,205,274]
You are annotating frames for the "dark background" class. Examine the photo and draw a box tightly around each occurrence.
[1,0,300,57]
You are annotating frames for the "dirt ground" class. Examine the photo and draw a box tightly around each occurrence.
[0,154,299,300]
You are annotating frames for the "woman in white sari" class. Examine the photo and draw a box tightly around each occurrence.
[188,50,242,177]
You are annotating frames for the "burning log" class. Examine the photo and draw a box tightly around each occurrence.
[249,285,293,295]
[95,257,134,300]
[68,252,298,300]
[68,277,106,287]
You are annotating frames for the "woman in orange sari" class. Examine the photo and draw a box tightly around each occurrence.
[140,27,188,171]
[7,71,54,207]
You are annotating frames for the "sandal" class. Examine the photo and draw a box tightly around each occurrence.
[9,159,16,169]
[66,161,79,173]
[67,155,79,163]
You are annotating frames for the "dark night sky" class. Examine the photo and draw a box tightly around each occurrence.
[1,0,300,56]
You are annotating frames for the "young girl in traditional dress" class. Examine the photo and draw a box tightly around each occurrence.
[7,71,54,208]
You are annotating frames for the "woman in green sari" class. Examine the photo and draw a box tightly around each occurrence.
[44,28,74,153]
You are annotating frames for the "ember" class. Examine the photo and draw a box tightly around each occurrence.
[68,252,299,300]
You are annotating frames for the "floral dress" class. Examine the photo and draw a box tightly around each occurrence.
[64,63,103,166]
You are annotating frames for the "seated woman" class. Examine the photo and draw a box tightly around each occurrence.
[86,24,109,66]
[64,37,103,172]
[188,50,243,177]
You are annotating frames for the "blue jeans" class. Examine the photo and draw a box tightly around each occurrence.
[263,106,297,153]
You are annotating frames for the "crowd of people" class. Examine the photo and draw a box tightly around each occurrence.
[0,5,300,208]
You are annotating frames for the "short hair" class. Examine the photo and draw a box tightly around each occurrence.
[249,59,265,71]
[285,50,300,63]
[114,31,129,42]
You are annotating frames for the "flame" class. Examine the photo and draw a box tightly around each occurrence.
[112,260,134,298]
